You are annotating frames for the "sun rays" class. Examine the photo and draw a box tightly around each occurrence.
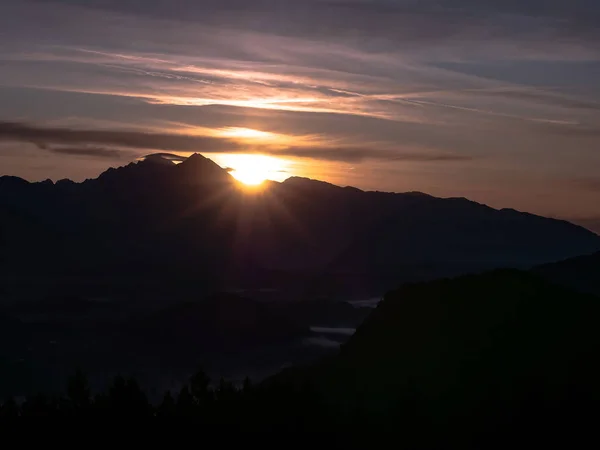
[208,153,290,186]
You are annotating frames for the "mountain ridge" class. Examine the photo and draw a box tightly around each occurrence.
[269,269,600,437]
[3,160,596,236]
[0,155,597,234]
[1,154,599,294]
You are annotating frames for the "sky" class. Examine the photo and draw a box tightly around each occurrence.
[0,0,599,232]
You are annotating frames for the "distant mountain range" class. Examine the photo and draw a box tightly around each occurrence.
[535,251,600,296]
[1,153,599,296]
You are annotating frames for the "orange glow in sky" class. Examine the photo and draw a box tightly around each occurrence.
[208,153,291,185]
[217,127,277,140]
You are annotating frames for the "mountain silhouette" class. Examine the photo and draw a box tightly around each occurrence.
[274,270,600,439]
[535,251,600,296]
[122,293,308,355]
[1,153,599,295]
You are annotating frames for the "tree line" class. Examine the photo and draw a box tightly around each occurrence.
[0,369,331,429]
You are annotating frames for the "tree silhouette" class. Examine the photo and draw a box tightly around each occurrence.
[66,369,91,413]
[21,393,56,417]
[189,369,211,405]
[175,385,195,417]
[157,390,176,417]
[0,397,19,417]
[106,375,151,417]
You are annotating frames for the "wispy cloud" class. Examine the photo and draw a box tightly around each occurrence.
[17,0,599,60]
[7,42,597,131]
[4,0,599,130]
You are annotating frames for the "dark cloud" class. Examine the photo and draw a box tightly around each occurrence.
[0,121,237,153]
[270,146,472,163]
[390,153,473,162]
[274,146,378,162]
[33,140,129,159]
[0,121,472,163]
[46,145,126,158]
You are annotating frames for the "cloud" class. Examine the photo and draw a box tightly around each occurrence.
[0,121,473,163]
[46,145,126,159]
[141,152,188,163]
[0,0,598,226]
[274,146,473,163]
[21,47,595,129]
[4,2,599,134]
[390,153,473,162]
[0,120,240,153]
[475,88,600,112]
[27,0,600,55]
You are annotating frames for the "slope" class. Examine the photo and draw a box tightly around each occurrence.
[298,270,600,438]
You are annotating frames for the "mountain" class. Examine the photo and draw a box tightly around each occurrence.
[1,153,599,295]
[88,293,314,376]
[275,270,600,439]
[123,293,308,355]
[535,251,600,296]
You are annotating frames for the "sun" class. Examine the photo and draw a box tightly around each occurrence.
[233,162,269,185]
[212,154,288,186]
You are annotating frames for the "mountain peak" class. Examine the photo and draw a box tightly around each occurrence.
[0,175,29,187]
[175,153,233,184]
[185,152,208,162]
